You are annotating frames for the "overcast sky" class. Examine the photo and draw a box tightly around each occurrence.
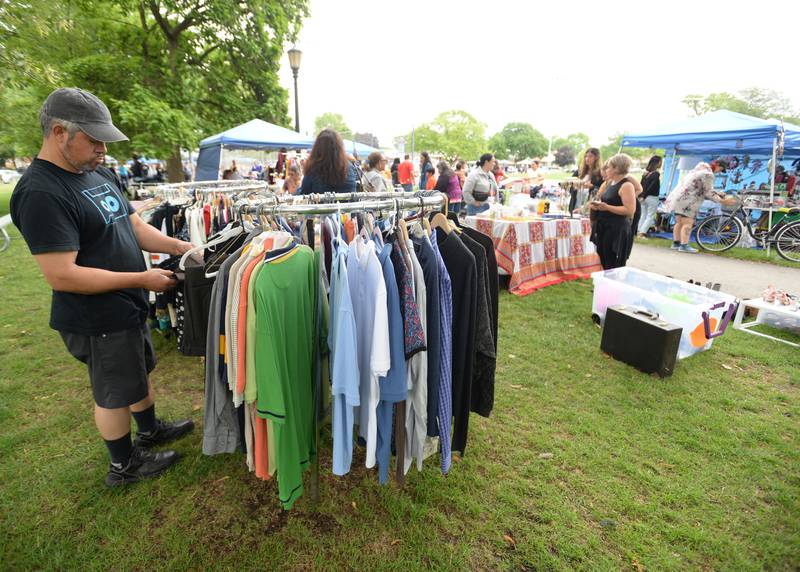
[278,0,800,150]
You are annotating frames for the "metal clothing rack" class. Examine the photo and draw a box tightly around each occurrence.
[239,194,445,217]
[191,183,269,193]
[235,192,445,505]
[295,190,431,203]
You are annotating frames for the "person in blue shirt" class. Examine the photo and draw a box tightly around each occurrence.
[298,129,357,195]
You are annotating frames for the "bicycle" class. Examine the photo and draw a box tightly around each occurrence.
[694,191,800,262]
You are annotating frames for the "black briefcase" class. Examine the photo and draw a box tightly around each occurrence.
[600,305,682,378]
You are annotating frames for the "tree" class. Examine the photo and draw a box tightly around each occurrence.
[488,122,547,161]
[554,145,575,167]
[0,0,309,180]
[314,113,352,139]
[354,132,379,148]
[598,133,651,162]
[407,110,486,162]
[552,133,591,155]
[682,88,800,124]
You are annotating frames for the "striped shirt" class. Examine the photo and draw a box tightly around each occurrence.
[430,237,453,475]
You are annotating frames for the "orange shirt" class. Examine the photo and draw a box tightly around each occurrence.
[398,160,414,185]
[235,239,273,396]
[344,218,356,243]
[426,175,438,190]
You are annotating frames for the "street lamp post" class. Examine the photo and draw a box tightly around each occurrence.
[287,47,302,133]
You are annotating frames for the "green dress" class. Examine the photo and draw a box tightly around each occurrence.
[254,245,318,509]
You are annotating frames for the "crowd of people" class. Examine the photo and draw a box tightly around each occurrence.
[137,128,739,273]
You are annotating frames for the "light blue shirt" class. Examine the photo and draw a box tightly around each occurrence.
[328,241,360,476]
[375,239,408,484]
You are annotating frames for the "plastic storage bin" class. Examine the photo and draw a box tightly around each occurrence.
[592,267,738,359]
[756,307,800,335]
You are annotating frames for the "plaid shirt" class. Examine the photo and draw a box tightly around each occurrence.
[430,237,453,475]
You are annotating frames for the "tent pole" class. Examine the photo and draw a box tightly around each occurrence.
[665,147,678,197]
[767,136,777,255]
[219,144,225,181]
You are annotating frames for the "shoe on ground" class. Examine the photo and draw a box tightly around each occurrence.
[105,447,179,487]
[134,418,195,448]
[670,243,680,250]
[637,233,648,239]
[678,244,698,253]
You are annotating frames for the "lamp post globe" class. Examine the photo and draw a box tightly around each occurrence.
[287,47,302,133]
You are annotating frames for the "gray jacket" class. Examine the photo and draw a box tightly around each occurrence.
[462,169,498,205]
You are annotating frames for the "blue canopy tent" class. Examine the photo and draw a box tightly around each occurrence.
[195,119,315,180]
[622,110,800,251]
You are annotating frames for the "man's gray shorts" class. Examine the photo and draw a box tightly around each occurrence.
[60,323,156,409]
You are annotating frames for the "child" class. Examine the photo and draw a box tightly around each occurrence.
[425,165,437,190]
[283,164,302,195]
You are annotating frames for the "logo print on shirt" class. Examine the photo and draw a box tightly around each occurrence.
[81,184,127,225]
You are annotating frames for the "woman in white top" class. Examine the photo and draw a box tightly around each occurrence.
[463,153,498,216]
[364,152,389,193]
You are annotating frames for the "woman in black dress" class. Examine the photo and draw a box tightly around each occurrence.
[590,154,636,270]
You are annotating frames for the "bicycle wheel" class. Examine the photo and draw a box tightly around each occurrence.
[696,215,742,252]
[775,220,800,263]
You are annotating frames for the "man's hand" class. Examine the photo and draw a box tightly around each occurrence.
[141,269,179,293]
[171,239,193,256]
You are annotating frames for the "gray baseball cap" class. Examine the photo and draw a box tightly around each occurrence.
[42,87,128,143]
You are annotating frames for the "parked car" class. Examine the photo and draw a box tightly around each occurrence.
[0,169,22,184]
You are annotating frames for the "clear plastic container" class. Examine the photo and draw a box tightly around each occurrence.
[592,267,738,359]
[756,307,800,335]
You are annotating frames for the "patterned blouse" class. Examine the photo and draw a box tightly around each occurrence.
[390,240,426,358]
[665,165,723,218]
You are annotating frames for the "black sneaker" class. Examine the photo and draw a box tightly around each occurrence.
[133,418,195,448]
[105,447,179,487]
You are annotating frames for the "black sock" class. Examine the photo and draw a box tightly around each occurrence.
[105,433,133,467]
[132,404,157,434]
[673,240,680,246]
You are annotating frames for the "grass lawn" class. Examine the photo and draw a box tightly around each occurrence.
[0,182,15,216]
[635,235,800,269]
[1,225,798,571]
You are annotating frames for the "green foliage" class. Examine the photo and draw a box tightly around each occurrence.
[488,122,547,161]
[487,133,508,160]
[554,145,575,167]
[114,85,198,157]
[314,113,353,139]
[409,110,487,163]
[552,132,590,156]
[683,88,800,124]
[353,132,379,148]
[600,133,652,163]
[0,0,309,177]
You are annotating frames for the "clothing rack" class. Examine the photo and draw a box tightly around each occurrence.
[192,183,270,194]
[238,194,445,217]
[155,179,268,190]
[229,191,445,507]
[294,191,433,203]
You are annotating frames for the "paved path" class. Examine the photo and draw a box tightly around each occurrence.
[626,244,800,299]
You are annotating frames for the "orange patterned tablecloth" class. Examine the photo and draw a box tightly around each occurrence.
[464,216,602,296]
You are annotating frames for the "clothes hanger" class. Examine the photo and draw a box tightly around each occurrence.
[180,221,243,270]
[421,197,432,236]
[430,212,452,235]
[395,201,412,261]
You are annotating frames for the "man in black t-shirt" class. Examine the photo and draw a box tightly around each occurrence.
[11,88,196,487]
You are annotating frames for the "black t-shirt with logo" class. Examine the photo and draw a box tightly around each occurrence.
[11,158,148,335]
